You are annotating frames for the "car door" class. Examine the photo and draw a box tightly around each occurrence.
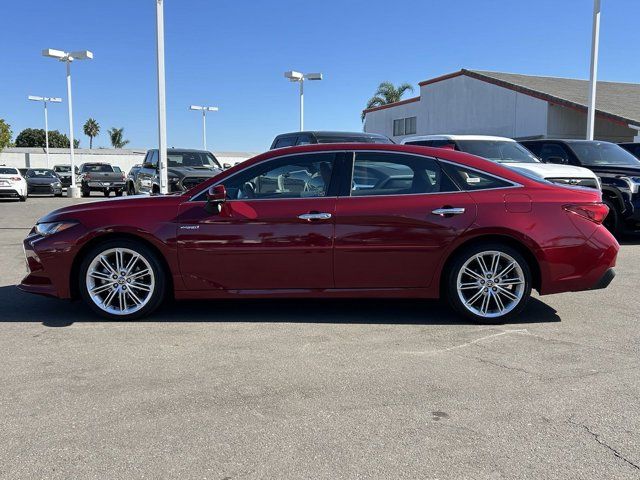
[136,150,158,194]
[334,151,477,289]
[176,152,342,291]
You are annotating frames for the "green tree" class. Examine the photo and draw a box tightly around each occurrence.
[362,81,415,121]
[83,118,100,148]
[108,127,129,148]
[0,119,12,151]
[15,128,79,148]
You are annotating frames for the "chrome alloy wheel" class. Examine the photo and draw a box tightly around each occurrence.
[85,248,155,316]
[456,250,526,319]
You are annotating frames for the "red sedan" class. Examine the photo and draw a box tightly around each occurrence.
[19,144,618,323]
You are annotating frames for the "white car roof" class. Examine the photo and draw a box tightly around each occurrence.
[402,134,516,143]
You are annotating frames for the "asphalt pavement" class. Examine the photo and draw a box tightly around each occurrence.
[0,196,638,479]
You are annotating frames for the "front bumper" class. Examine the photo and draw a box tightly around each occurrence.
[28,184,62,195]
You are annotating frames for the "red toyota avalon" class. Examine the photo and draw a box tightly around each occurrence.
[19,144,618,323]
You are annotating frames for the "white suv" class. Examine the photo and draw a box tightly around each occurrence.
[0,166,27,201]
[401,135,601,190]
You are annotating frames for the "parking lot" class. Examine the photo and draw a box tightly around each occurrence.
[0,196,638,479]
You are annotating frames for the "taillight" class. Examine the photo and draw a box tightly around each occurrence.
[563,203,609,224]
[10,176,21,181]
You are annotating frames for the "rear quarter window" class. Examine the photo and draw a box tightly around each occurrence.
[441,162,514,190]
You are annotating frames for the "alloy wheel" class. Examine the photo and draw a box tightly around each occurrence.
[85,247,155,316]
[456,250,526,319]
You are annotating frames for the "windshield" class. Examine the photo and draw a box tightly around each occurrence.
[567,141,640,166]
[27,169,57,178]
[54,166,71,173]
[456,140,539,164]
[82,164,114,173]
[167,151,221,169]
[0,168,19,175]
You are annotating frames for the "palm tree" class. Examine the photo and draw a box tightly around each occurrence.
[83,118,100,149]
[362,81,415,121]
[108,127,130,149]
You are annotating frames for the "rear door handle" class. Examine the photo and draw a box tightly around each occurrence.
[298,212,332,221]
[431,207,466,216]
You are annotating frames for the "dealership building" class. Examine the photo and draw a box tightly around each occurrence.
[363,69,640,143]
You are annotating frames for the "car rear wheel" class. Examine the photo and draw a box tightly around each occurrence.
[79,240,166,320]
[446,243,532,324]
[603,199,620,236]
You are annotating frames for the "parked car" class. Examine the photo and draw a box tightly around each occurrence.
[270,131,393,149]
[401,135,601,190]
[134,148,222,194]
[521,139,640,235]
[125,164,143,195]
[24,168,63,196]
[0,166,27,201]
[77,163,126,197]
[20,143,617,323]
[618,142,640,159]
[52,164,73,188]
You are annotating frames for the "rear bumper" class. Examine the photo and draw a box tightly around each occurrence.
[82,181,125,191]
[0,188,23,197]
[590,268,615,290]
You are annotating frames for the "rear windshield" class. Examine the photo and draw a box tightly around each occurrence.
[316,135,393,144]
[82,164,114,173]
[567,141,640,166]
[0,168,19,175]
[456,140,539,164]
[54,166,71,172]
[27,169,57,178]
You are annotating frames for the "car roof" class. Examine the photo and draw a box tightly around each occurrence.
[276,131,389,139]
[149,148,210,153]
[402,134,515,143]
[522,139,616,145]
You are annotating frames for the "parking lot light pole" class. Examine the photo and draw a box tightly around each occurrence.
[42,49,93,197]
[586,0,601,141]
[284,71,323,131]
[189,105,219,151]
[156,0,169,194]
[28,95,62,169]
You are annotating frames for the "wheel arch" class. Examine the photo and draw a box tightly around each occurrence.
[69,232,174,300]
[438,233,542,297]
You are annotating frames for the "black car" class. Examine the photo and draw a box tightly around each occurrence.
[134,149,222,194]
[619,143,640,159]
[25,168,63,196]
[78,163,126,197]
[270,131,393,149]
[125,164,143,195]
[521,139,640,234]
[52,164,72,187]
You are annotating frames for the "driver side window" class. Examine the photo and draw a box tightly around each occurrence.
[224,153,335,200]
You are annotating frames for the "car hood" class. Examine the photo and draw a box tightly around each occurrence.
[27,177,59,185]
[584,165,640,177]
[168,166,221,178]
[503,162,598,180]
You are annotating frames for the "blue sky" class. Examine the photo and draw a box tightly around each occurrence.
[1,0,638,152]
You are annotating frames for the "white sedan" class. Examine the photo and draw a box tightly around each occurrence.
[0,167,27,201]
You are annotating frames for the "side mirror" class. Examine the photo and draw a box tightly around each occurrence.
[546,156,568,165]
[74,166,79,174]
[223,163,232,170]
[205,184,227,214]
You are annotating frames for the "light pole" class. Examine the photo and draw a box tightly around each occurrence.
[42,49,93,198]
[156,0,169,194]
[189,105,219,150]
[586,0,601,140]
[28,95,62,169]
[284,71,323,131]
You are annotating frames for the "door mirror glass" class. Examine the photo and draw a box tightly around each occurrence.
[205,184,226,214]
[546,156,567,165]
[223,163,232,170]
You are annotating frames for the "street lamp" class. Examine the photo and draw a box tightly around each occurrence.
[189,105,219,151]
[586,0,601,140]
[284,70,323,131]
[27,95,62,169]
[155,0,169,194]
[42,48,93,197]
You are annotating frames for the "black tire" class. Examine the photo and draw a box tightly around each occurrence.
[115,190,123,197]
[78,239,167,320]
[103,191,110,197]
[19,195,26,202]
[603,199,621,237]
[81,190,90,197]
[55,193,63,197]
[445,242,532,324]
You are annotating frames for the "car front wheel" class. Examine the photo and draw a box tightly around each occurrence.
[446,243,532,324]
[79,240,166,319]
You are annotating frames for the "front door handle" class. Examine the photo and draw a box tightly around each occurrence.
[298,212,332,221]
[432,207,466,216]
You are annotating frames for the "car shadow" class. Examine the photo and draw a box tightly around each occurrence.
[619,232,640,245]
[0,285,560,327]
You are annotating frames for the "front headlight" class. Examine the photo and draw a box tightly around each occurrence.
[35,221,78,237]
[621,176,640,194]
[53,182,61,187]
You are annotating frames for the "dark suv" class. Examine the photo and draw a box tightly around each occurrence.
[619,143,640,159]
[521,139,640,234]
[270,131,393,149]
[134,148,222,194]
